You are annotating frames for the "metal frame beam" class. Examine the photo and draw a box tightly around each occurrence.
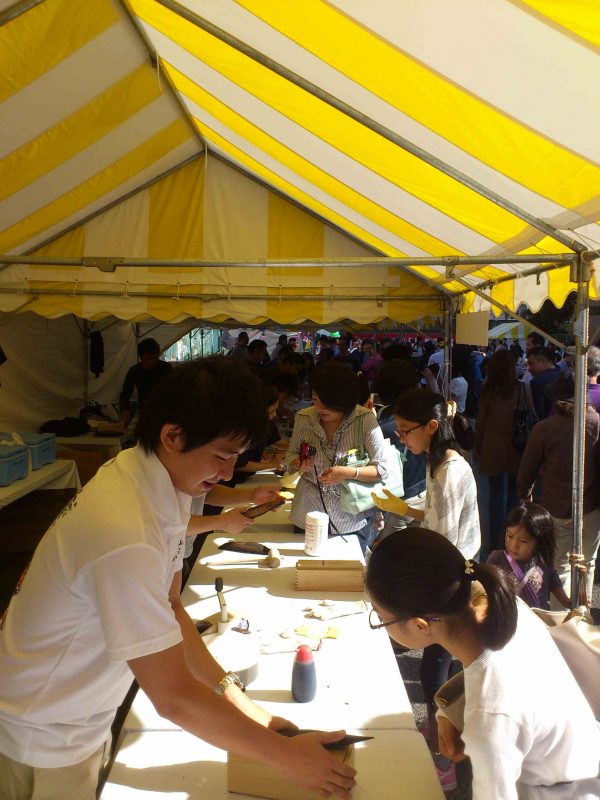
[570,253,592,608]
[0,153,204,274]
[0,287,433,303]
[0,253,578,270]
[116,0,207,153]
[0,0,45,27]
[154,0,586,255]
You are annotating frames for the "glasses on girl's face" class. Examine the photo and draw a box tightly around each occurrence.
[368,608,441,630]
[395,424,423,440]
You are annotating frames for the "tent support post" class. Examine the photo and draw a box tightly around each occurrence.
[570,253,591,609]
[443,298,452,400]
[82,320,90,408]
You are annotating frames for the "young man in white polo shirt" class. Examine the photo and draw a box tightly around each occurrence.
[0,358,356,800]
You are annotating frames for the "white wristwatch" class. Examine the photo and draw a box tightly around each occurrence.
[214,670,245,695]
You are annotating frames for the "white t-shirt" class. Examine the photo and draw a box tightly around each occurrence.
[450,376,468,413]
[0,446,189,768]
[462,600,600,800]
[423,454,480,559]
[427,350,446,381]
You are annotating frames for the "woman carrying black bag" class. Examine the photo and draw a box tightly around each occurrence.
[474,349,522,558]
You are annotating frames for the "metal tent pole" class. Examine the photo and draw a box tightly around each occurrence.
[570,254,592,608]
[0,0,45,27]
[442,298,452,399]
[82,319,90,407]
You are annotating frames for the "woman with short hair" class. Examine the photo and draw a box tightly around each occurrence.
[286,361,389,552]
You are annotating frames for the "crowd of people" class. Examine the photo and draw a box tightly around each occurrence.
[217,328,600,797]
[1,329,599,800]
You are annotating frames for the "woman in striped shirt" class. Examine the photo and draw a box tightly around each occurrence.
[285,361,389,553]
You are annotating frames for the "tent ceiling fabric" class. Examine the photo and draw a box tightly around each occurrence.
[0,0,599,325]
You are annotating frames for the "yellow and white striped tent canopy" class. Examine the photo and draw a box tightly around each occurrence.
[1,0,599,326]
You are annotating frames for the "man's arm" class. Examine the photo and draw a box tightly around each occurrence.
[167,571,282,727]
[206,483,281,507]
[127,643,355,798]
[126,571,356,798]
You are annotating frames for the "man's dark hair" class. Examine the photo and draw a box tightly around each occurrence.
[311,361,358,413]
[277,344,294,359]
[587,346,600,378]
[138,338,161,358]
[528,345,555,365]
[280,351,304,369]
[526,332,545,348]
[136,357,268,453]
[373,360,419,405]
[238,331,249,342]
[381,342,412,362]
[248,339,267,355]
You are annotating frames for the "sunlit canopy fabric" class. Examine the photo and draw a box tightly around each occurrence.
[1,0,599,324]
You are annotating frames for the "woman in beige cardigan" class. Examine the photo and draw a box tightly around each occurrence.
[475,349,521,558]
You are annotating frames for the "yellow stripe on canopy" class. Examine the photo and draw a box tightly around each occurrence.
[268,193,325,277]
[0,0,118,104]
[518,0,600,48]
[0,119,191,254]
[132,1,529,246]
[237,0,600,212]
[0,65,164,203]
[148,157,205,266]
[192,118,425,261]
[171,65,460,256]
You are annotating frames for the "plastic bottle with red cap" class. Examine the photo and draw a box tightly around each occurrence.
[291,644,317,702]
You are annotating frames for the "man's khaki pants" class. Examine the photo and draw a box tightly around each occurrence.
[0,741,108,800]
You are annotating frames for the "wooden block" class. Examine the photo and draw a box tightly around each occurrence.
[295,559,364,592]
[228,745,354,800]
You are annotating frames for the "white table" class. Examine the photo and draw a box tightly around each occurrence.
[0,459,80,509]
[102,488,443,799]
[102,728,443,800]
[125,530,414,734]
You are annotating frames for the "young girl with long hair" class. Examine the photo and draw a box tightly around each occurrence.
[487,503,576,610]
[371,388,480,790]
[366,530,600,799]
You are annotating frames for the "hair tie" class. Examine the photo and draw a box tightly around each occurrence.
[464,560,475,580]
[447,399,457,419]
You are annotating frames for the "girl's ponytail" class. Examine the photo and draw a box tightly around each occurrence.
[469,561,518,650]
[367,530,519,651]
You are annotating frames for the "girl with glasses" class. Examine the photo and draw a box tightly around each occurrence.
[371,388,480,790]
[366,530,600,800]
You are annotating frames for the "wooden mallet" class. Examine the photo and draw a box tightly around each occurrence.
[200,547,281,569]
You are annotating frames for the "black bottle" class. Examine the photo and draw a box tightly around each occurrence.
[291,644,317,702]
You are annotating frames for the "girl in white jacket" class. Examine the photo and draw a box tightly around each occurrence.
[366,529,600,800]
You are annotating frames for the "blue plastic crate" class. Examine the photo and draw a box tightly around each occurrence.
[17,432,56,470]
[0,444,28,487]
